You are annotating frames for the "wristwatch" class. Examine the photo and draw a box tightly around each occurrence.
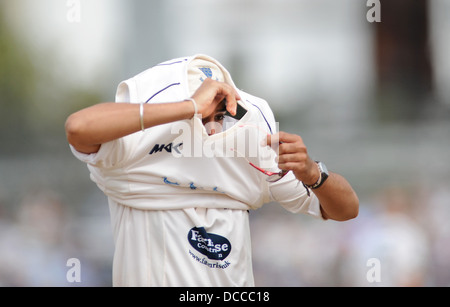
[303,161,329,190]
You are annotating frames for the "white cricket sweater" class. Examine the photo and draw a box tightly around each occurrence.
[71,54,322,287]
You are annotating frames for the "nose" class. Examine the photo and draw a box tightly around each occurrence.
[204,120,222,136]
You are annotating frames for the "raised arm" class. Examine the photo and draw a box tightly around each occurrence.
[65,78,240,154]
[266,132,359,221]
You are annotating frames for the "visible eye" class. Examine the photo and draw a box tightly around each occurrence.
[214,113,225,122]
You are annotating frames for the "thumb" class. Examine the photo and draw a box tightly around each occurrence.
[264,133,281,148]
[224,92,241,117]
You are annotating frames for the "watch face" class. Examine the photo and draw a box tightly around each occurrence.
[319,162,328,175]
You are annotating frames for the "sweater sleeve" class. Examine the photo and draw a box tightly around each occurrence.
[268,172,325,219]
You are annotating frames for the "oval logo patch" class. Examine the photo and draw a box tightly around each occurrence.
[188,227,232,260]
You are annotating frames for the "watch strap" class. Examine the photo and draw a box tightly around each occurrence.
[302,161,329,191]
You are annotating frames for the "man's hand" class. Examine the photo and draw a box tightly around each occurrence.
[266,132,320,185]
[191,78,240,118]
[266,131,359,221]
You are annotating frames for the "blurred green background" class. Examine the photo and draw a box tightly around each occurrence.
[1,0,449,286]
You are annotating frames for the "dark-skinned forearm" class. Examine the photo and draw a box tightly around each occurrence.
[313,172,359,221]
[65,101,194,154]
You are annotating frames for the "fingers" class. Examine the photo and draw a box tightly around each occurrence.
[225,88,240,117]
[276,145,309,171]
[191,78,240,117]
[266,132,312,176]
[266,132,305,152]
[214,81,240,116]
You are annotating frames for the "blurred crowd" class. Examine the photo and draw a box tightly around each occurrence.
[0,189,113,287]
[250,183,450,287]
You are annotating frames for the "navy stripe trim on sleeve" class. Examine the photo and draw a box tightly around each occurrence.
[146,83,181,103]
[156,59,188,66]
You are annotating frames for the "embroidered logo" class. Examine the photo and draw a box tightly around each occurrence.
[161,177,224,194]
[149,143,183,155]
[198,67,220,82]
[199,67,213,79]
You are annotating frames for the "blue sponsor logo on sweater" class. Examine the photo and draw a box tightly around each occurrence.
[188,227,231,260]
